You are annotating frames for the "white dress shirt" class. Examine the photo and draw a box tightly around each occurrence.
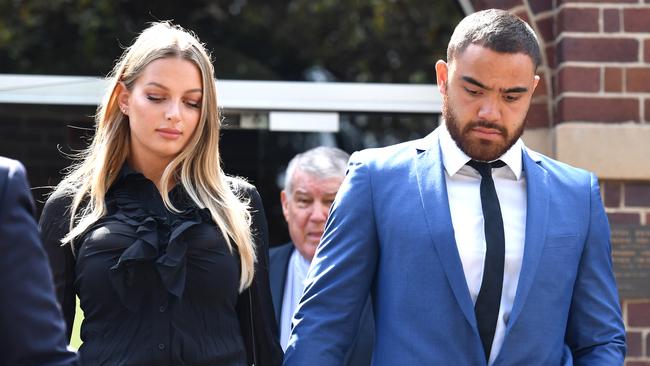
[279,249,311,351]
[439,123,527,365]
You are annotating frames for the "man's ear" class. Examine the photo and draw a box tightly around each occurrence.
[532,74,540,93]
[280,190,290,222]
[435,60,449,95]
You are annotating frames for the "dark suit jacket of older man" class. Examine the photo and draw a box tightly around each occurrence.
[0,157,79,366]
[270,242,374,365]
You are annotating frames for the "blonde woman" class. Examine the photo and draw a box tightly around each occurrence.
[40,22,282,366]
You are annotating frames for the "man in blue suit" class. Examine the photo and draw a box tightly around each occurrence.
[0,157,79,366]
[285,9,625,366]
[270,146,374,365]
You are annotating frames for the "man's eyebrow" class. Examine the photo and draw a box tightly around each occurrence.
[462,76,491,91]
[461,76,528,94]
[503,86,528,93]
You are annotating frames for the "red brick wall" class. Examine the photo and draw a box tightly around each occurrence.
[469,1,650,363]
[625,301,650,364]
[604,180,650,364]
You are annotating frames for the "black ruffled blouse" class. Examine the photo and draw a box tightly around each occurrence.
[40,165,282,366]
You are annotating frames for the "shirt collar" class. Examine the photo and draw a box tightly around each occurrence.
[439,122,524,180]
[112,162,190,209]
[291,248,312,281]
[116,162,144,181]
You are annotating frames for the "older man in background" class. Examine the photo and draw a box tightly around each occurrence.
[270,146,373,365]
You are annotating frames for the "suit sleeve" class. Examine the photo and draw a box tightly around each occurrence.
[0,160,79,365]
[236,184,283,366]
[39,188,77,340]
[566,173,626,365]
[284,152,378,366]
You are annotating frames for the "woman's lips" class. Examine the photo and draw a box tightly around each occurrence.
[156,128,182,140]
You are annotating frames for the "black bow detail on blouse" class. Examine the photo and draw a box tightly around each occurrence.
[107,176,212,312]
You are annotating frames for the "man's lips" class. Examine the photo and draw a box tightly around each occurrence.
[470,126,503,139]
[307,232,324,240]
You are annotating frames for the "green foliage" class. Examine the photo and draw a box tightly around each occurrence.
[70,297,83,349]
[1,0,463,82]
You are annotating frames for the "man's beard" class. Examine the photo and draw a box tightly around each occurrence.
[443,94,525,162]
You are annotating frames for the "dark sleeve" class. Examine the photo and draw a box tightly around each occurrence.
[236,183,284,366]
[0,159,79,365]
[38,188,77,340]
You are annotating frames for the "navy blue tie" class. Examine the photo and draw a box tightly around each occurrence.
[466,159,506,362]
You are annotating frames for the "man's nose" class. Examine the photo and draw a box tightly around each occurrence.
[309,202,329,222]
[477,98,501,122]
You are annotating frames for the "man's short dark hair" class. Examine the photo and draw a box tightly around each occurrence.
[447,9,541,69]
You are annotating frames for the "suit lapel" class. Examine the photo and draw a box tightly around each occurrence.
[414,131,477,329]
[269,244,294,323]
[505,149,549,332]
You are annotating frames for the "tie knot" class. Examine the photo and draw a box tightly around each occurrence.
[467,160,506,178]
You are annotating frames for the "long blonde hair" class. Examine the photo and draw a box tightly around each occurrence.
[53,22,256,291]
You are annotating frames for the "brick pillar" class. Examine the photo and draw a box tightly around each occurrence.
[555,3,650,363]
[555,4,644,125]
[604,180,650,364]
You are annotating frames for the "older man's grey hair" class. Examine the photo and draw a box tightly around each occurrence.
[283,146,350,196]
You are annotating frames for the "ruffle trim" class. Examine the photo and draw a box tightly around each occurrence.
[107,189,212,311]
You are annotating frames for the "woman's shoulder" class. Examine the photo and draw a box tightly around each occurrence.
[226,176,255,194]
[225,177,266,222]
[226,176,261,203]
[38,188,77,246]
[42,188,75,220]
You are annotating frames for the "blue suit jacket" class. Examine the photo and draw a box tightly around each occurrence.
[284,129,626,366]
[270,242,374,365]
[0,157,79,366]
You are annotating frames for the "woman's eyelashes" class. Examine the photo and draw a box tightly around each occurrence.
[145,94,201,109]
[146,94,164,102]
[185,100,201,109]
